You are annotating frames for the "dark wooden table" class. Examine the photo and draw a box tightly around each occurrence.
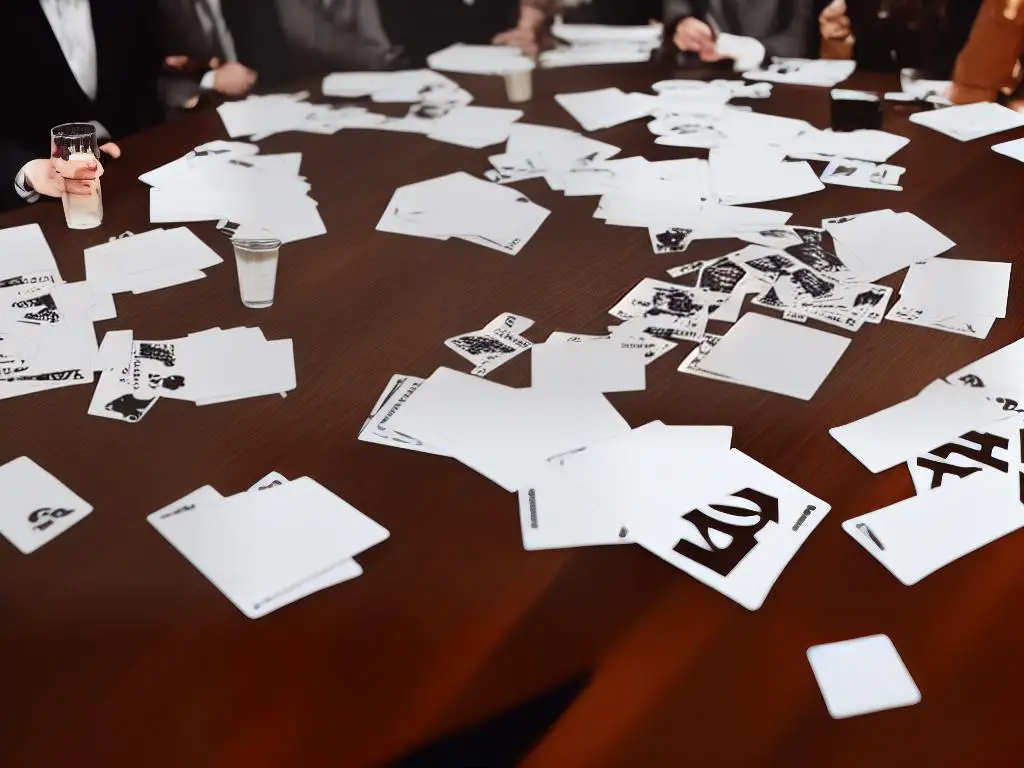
[3,64,1024,767]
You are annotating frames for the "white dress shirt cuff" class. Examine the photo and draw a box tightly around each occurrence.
[14,164,41,204]
[200,70,217,91]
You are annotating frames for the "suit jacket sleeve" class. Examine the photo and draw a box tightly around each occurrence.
[757,0,814,59]
[953,0,1024,103]
[0,140,37,213]
[275,0,391,71]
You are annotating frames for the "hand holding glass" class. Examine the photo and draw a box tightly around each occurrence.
[50,123,104,229]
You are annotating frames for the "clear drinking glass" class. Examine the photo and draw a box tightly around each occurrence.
[233,234,281,308]
[50,122,104,230]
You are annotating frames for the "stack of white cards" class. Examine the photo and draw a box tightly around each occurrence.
[378,172,550,255]
[360,366,631,491]
[833,342,1024,587]
[150,472,389,618]
[485,123,621,184]
[541,23,662,68]
[0,226,108,401]
[217,91,388,140]
[518,422,831,609]
[0,457,93,554]
[140,141,326,245]
[653,225,895,332]
[909,102,1024,142]
[886,258,1011,339]
[427,43,534,75]
[743,58,856,87]
[357,371,829,609]
[738,237,895,331]
[88,326,296,423]
[84,227,223,295]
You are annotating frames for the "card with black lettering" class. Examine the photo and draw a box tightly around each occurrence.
[629,449,830,610]
[907,420,1022,497]
[0,457,93,554]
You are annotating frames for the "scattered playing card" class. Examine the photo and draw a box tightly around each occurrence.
[0,457,93,554]
[445,312,534,376]
[907,420,1021,496]
[149,477,387,619]
[628,448,830,610]
[694,313,851,401]
[910,102,1024,141]
[807,635,921,719]
[843,469,1024,585]
[821,159,905,191]
[531,338,646,393]
[830,381,1006,473]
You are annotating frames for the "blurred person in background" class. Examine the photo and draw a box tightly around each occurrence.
[819,0,982,77]
[159,0,259,111]
[665,0,816,66]
[949,0,1024,105]
[274,0,407,73]
[1,0,161,212]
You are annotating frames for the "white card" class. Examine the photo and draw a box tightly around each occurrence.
[628,449,830,610]
[807,635,921,719]
[148,478,387,618]
[843,469,1024,585]
[531,339,646,393]
[386,367,630,492]
[696,313,851,400]
[992,137,1024,163]
[899,258,1011,318]
[910,102,1024,141]
[0,457,93,554]
[907,419,1021,496]
[830,381,1006,473]
[518,461,629,551]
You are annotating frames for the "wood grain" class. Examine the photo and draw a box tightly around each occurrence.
[2,64,1024,767]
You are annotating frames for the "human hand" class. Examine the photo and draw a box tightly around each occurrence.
[164,55,190,70]
[23,155,101,199]
[213,61,258,96]
[820,0,852,41]
[673,17,716,57]
[493,27,542,58]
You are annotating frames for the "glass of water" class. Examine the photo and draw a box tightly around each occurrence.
[50,123,104,230]
[232,233,281,308]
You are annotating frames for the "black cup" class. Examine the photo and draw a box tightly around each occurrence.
[830,90,883,132]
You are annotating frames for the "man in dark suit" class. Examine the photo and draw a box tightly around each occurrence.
[1,0,162,212]
[158,0,263,109]
[665,0,816,63]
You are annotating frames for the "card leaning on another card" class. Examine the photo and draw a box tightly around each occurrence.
[0,457,93,554]
[843,470,1024,586]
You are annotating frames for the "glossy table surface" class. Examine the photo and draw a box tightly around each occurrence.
[3,63,1024,767]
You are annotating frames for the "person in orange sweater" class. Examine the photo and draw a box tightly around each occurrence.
[950,0,1024,105]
